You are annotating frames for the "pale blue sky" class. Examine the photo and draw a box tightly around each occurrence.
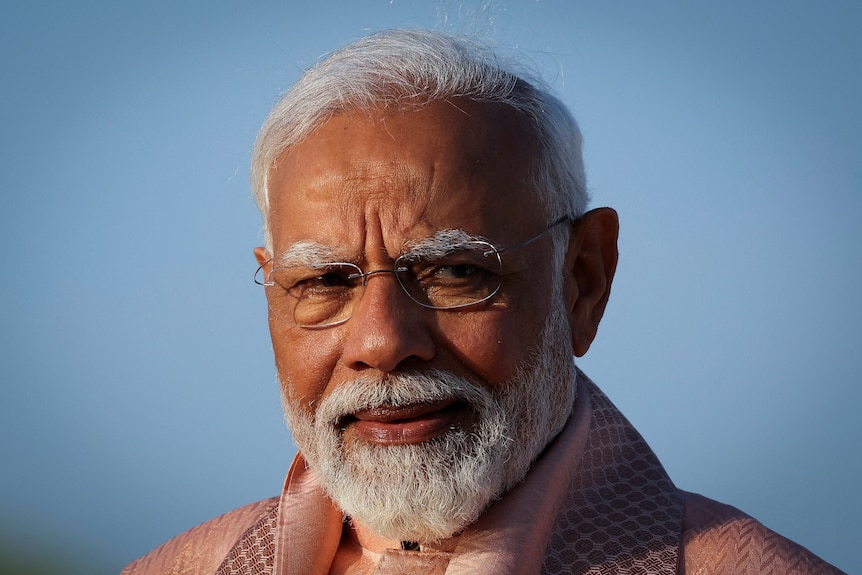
[1,2,859,573]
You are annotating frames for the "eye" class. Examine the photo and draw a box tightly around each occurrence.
[313,270,354,288]
[412,255,497,287]
[432,263,484,280]
[405,250,501,309]
[272,265,360,296]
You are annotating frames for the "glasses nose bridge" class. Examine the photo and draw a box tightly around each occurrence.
[354,266,409,286]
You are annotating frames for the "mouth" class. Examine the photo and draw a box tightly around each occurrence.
[338,400,471,445]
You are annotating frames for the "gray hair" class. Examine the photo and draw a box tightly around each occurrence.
[251,28,589,251]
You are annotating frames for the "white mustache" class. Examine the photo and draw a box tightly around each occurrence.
[313,369,495,429]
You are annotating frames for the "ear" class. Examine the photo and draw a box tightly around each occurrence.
[254,246,271,267]
[562,208,619,357]
[254,247,272,285]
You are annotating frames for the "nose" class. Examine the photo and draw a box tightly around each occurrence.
[340,271,435,373]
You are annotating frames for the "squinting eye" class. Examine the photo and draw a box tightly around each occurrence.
[414,260,496,286]
[434,264,483,280]
[272,266,359,295]
[295,269,358,293]
[315,270,354,288]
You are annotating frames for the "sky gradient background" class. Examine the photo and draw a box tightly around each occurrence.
[1,2,860,573]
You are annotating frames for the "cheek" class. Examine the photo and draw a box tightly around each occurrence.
[270,320,343,409]
[438,311,541,386]
[452,282,557,385]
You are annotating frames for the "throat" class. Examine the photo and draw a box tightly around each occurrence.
[345,516,402,554]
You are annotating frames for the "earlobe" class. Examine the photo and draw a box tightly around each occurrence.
[564,208,619,357]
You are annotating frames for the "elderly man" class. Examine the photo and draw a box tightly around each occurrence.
[124,29,843,575]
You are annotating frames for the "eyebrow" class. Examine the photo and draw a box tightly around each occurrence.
[402,229,489,259]
[275,229,489,267]
[274,241,346,267]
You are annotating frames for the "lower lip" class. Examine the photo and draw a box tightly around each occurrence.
[345,404,469,445]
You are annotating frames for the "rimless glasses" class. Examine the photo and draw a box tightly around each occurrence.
[254,215,570,328]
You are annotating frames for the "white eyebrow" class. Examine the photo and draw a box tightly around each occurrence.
[274,241,345,267]
[275,230,490,267]
[402,229,489,259]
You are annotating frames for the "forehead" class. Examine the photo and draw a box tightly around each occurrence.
[266,99,547,256]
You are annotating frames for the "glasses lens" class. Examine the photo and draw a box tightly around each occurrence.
[266,263,362,326]
[396,241,502,309]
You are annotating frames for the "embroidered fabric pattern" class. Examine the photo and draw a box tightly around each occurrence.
[540,381,684,575]
[681,496,845,575]
[215,501,279,575]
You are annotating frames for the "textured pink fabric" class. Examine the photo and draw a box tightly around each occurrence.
[375,549,451,574]
[539,380,684,574]
[680,492,843,575]
[273,452,344,574]
[121,498,277,575]
[215,504,278,575]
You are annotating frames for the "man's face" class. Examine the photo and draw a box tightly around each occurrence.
[257,99,577,541]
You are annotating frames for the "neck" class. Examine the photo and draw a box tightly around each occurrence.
[345,517,402,554]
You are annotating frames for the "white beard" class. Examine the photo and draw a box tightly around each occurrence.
[280,300,576,543]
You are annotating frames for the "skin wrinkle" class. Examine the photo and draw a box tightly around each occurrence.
[272,104,525,253]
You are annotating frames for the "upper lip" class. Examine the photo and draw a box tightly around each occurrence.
[347,399,457,423]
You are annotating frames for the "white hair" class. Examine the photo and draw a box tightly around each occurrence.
[251,28,589,255]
